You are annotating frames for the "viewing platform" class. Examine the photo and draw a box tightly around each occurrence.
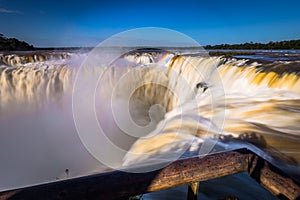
[0,148,299,200]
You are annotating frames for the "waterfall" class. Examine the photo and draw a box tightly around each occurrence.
[0,51,299,191]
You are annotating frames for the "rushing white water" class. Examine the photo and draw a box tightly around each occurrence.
[121,54,300,169]
[0,50,299,191]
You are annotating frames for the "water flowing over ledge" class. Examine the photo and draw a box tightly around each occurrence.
[0,50,300,191]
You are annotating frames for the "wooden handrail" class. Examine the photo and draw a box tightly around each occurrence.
[0,148,299,200]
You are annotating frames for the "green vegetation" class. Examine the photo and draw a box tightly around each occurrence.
[0,34,34,51]
[1,34,299,51]
[205,39,300,50]
[208,51,255,58]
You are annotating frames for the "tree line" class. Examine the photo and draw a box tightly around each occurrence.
[0,33,299,51]
[0,34,34,51]
[205,39,300,50]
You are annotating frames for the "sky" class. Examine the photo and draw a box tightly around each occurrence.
[0,0,299,47]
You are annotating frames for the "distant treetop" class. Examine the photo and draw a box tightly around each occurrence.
[0,34,35,51]
[205,39,300,50]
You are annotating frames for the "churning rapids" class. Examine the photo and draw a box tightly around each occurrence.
[0,49,300,191]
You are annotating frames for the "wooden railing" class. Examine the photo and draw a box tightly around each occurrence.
[0,148,299,200]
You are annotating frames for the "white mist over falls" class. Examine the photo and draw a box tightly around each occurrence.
[0,49,300,190]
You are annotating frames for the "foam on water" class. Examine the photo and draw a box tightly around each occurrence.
[0,50,300,191]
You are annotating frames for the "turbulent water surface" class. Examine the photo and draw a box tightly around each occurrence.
[0,49,300,198]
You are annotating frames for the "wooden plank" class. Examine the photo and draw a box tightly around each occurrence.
[248,154,300,200]
[0,149,249,200]
[0,148,299,200]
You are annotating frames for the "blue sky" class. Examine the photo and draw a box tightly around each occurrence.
[0,0,299,47]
